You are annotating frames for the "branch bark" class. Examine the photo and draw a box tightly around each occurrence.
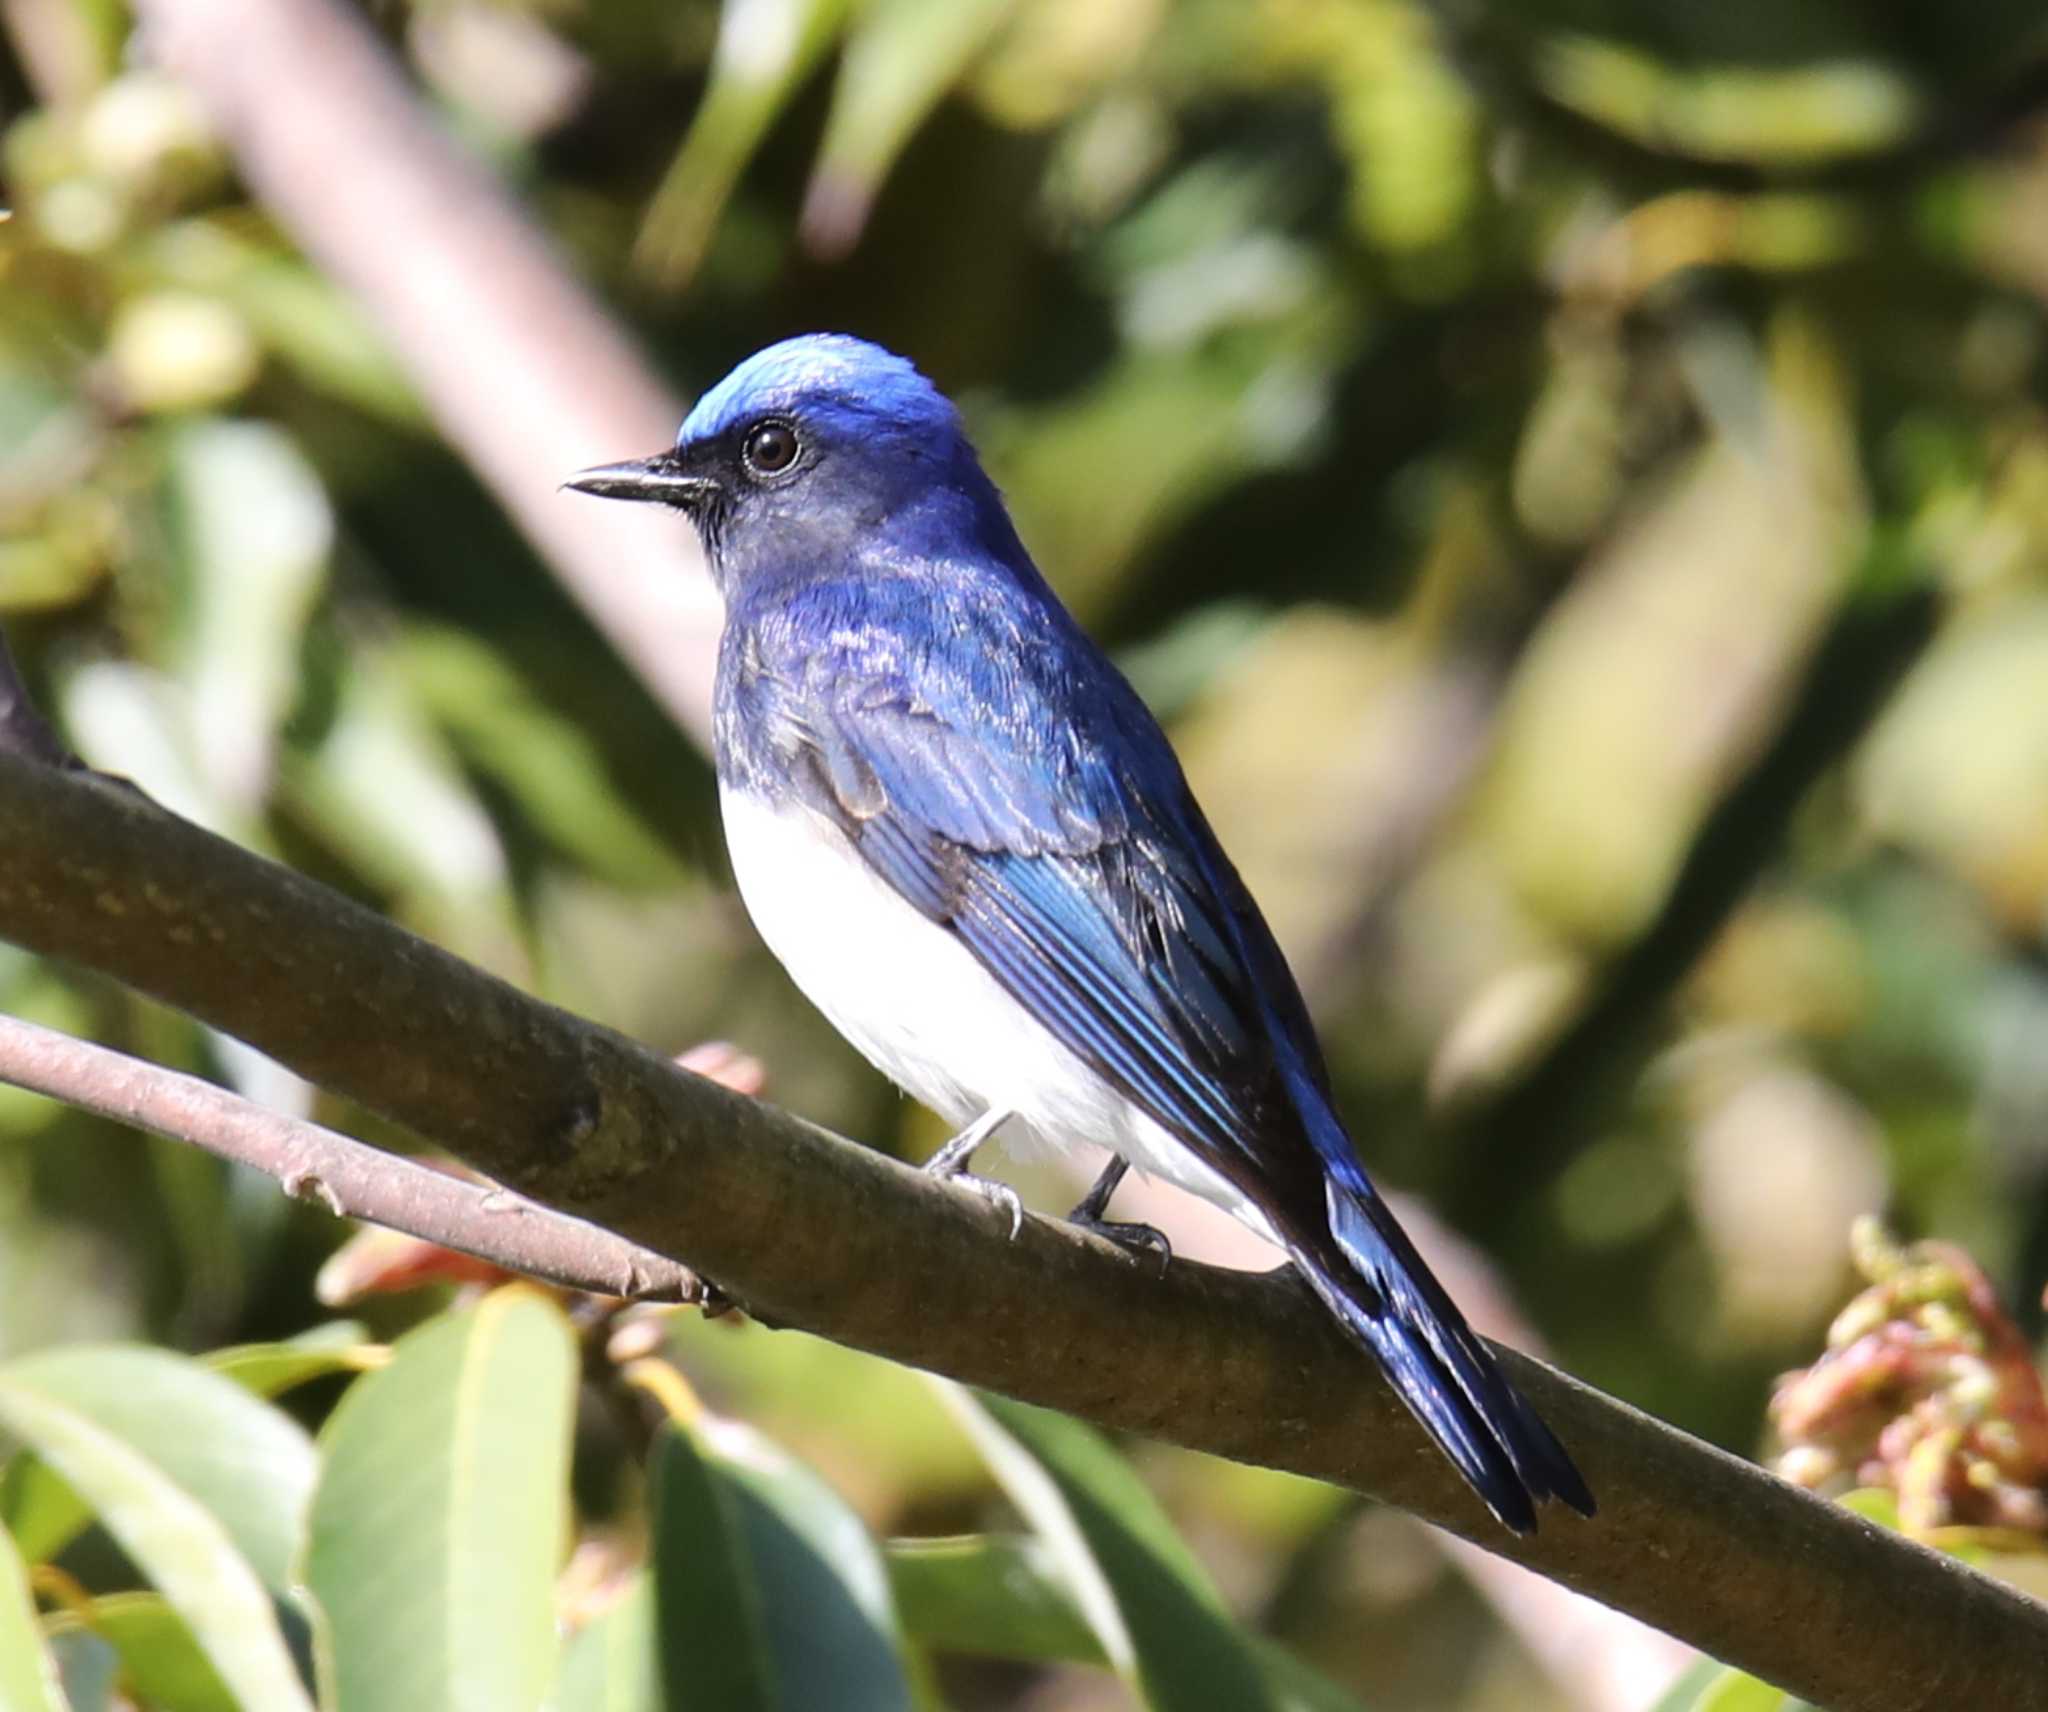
[0,1012,702,1303]
[0,753,2041,1710]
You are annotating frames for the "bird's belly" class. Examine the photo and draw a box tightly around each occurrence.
[718,787,1278,1242]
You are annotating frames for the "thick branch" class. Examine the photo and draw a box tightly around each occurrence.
[0,1013,702,1303]
[0,755,2041,1708]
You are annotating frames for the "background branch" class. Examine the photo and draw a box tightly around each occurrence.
[0,1012,702,1303]
[0,751,2042,1711]
[131,0,722,744]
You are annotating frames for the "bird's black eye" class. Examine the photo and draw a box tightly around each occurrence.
[742,421,800,479]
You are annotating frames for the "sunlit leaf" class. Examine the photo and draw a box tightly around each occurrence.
[302,1287,577,1712]
[937,1387,1351,1710]
[282,643,524,969]
[0,1344,316,1595]
[1650,1657,1815,1712]
[161,417,332,816]
[204,1322,381,1398]
[635,0,854,287]
[799,0,1018,257]
[0,1373,314,1712]
[0,1455,87,1568]
[142,220,421,423]
[399,625,681,886]
[0,1521,68,1712]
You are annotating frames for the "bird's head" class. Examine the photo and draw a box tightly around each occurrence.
[566,334,1002,592]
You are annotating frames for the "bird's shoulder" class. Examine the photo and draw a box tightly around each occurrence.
[722,562,1168,854]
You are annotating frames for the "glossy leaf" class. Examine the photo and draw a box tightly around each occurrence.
[0,1374,314,1712]
[646,1422,776,1712]
[649,1406,915,1712]
[0,1520,68,1712]
[887,1532,1106,1664]
[204,1322,380,1399]
[0,1344,316,1594]
[302,1287,577,1712]
[939,1386,1358,1711]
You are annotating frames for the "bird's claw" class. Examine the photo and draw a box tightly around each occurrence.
[957,1171,1025,1239]
[923,1150,1025,1239]
[1070,1215,1172,1273]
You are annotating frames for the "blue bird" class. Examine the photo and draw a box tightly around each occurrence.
[567,334,1594,1533]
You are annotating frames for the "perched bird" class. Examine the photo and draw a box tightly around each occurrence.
[567,334,1594,1533]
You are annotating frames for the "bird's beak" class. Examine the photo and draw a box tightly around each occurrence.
[562,452,720,509]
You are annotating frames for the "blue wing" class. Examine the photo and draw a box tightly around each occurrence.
[727,577,1592,1532]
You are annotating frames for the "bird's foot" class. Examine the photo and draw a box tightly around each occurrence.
[924,1108,1024,1239]
[938,1168,1025,1239]
[1064,1155,1170,1271]
[1068,1213,1172,1272]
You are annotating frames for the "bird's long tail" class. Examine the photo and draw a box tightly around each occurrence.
[1282,1091,1594,1533]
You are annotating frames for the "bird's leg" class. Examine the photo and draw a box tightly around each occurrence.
[924,1108,1024,1238]
[1065,1156,1172,1270]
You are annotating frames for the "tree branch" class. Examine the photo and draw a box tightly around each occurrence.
[0,754,2042,1709]
[0,1012,703,1303]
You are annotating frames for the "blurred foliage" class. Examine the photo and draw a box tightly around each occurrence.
[5,0,2048,1706]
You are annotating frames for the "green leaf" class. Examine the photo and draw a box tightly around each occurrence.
[0,1373,314,1712]
[398,626,681,886]
[650,1409,915,1712]
[161,417,332,817]
[282,643,523,968]
[44,1593,235,1712]
[204,1323,379,1398]
[799,0,1017,256]
[885,1530,1361,1707]
[554,1577,659,1712]
[0,1345,316,1594]
[939,1387,1353,1711]
[887,1533,1106,1664]
[634,0,854,287]
[0,1521,69,1712]
[303,1287,577,1712]
[1651,1657,1810,1712]
[0,1456,89,1568]
[646,1424,776,1712]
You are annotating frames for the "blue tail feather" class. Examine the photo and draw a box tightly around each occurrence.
[1285,1085,1595,1532]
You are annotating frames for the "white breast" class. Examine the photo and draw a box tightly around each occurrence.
[718,786,1280,1244]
